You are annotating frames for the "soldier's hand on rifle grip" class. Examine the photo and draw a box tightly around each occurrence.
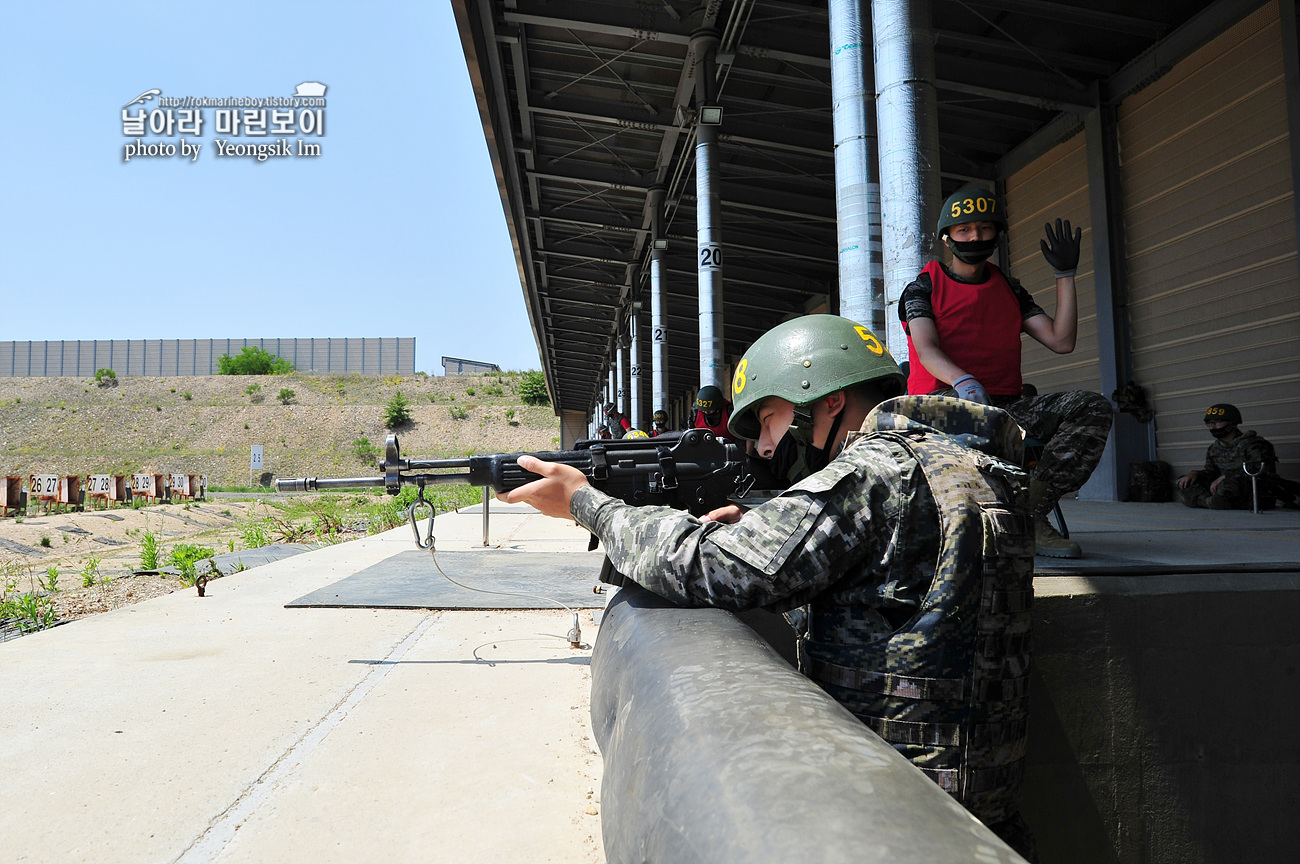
[1039,218,1082,278]
[700,503,746,525]
[498,455,590,519]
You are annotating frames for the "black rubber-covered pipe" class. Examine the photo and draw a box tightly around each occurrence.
[591,583,1026,864]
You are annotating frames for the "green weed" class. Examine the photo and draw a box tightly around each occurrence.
[384,391,413,429]
[241,518,273,549]
[81,557,101,587]
[3,592,56,634]
[139,529,160,570]
[353,436,381,466]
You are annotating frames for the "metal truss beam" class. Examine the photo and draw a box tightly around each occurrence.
[950,0,1168,38]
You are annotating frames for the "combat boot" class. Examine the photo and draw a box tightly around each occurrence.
[1028,479,1082,559]
[1035,516,1081,558]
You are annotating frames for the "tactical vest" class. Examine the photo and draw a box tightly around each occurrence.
[799,402,1034,825]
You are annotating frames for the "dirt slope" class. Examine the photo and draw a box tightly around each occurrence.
[0,371,559,486]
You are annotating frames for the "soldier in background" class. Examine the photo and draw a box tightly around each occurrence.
[1177,403,1288,509]
[501,316,1040,860]
[691,385,732,439]
[900,184,1113,559]
[603,402,631,438]
[650,409,670,437]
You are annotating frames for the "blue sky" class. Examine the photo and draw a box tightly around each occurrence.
[0,1,540,374]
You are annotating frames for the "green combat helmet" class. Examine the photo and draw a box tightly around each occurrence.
[937,184,1007,238]
[728,315,905,441]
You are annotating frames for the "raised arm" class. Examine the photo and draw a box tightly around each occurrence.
[1023,219,1081,354]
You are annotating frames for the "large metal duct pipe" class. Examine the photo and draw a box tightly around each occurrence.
[648,185,668,416]
[628,304,641,431]
[592,584,1027,863]
[829,0,884,330]
[872,0,941,361]
[692,29,725,391]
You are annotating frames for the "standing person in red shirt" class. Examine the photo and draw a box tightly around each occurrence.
[691,385,732,439]
[900,185,1112,559]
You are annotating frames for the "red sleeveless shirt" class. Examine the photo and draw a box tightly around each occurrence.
[904,261,1027,398]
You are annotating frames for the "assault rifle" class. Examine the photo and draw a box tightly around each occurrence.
[277,431,760,648]
[276,430,756,518]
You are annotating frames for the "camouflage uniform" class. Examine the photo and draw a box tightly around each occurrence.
[1180,430,1278,510]
[926,386,1112,506]
[573,396,1038,859]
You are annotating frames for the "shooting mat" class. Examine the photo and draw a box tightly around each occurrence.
[286,548,607,610]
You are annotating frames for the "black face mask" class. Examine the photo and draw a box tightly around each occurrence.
[1209,425,1237,439]
[947,236,999,265]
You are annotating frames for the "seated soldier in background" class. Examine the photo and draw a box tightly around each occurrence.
[1177,403,1292,510]
[900,184,1113,558]
[691,385,732,439]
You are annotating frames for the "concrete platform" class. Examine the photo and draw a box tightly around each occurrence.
[2,495,1296,864]
[1042,499,1300,572]
[0,503,605,864]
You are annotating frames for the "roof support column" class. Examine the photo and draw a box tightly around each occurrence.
[607,369,615,421]
[872,0,941,360]
[692,28,725,391]
[615,330,627,419]
[649,185,669,417]
[830,0,884,330]
[629,304,641,431]
[1081,100,1147,501]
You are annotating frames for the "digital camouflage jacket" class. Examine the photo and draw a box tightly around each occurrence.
[572,396,1035,825]
[1201,430,1276,480]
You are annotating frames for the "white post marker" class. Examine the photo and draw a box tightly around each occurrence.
[250,445,264,488]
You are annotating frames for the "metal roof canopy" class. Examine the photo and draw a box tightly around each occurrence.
[453,0,1254,414]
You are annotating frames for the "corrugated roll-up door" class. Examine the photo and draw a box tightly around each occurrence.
[1004,131,1100,395]
[1119,1,1300,479]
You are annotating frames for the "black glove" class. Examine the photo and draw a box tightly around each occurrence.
[1040,218,1082,277]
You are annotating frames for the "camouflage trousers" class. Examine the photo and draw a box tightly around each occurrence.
[1180,474,1283,510]
[993,390,1113,507]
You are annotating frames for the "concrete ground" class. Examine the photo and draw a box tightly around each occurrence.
[0,502,605,864]
[1041,498,1300,571]
[2,493,1296,864]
